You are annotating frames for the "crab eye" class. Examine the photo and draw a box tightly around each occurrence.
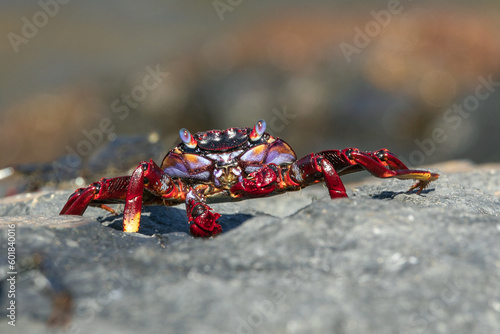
[179,128,197,149]
[250,119,266,141]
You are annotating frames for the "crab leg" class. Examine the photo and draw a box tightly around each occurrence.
[321,148,439,193]
[231,147,438,200]
[230,153,349,199]
[122,163,147,232]
[61,160,181,233]
[122,160,180,232]
[60,176,131,215]
[287,153,348,198]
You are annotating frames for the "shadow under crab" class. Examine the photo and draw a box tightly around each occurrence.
[100,206,253,236]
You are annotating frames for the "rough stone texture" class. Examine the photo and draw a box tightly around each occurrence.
[0,161,499,334]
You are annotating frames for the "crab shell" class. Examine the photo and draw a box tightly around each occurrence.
[161,120,297,190]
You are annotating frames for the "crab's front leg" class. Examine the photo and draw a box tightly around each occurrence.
[185,187,222,238]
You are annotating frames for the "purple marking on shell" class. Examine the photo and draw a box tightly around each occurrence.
[163,161,188,176]
[213,169,223,187]
[184,155,212,169]
[193,171,210,180]
[163,167,190,178]
[232,167,242,176]
[265,151,295,165]
[163,163,211,180]
[244,166,261,173]
[240,145,267,163]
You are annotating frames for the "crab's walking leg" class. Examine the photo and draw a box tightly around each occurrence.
[350,149,438,193]
[60,176,131,215]
[185,187,222,238]
[321,148,439,193]
[287,153,348,198]
[61,160,180,233]
[122,163,147,232]
[122,160,180,232]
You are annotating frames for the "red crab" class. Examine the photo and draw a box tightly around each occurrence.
[60,120,439,237]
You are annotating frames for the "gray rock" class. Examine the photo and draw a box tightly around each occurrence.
[0,162,499,334]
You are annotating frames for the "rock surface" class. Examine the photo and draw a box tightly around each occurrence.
[1,161,499,334]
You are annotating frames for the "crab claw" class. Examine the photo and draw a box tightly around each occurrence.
[187,200,222,238]
[230,164,278,197]
[189,210,222,238]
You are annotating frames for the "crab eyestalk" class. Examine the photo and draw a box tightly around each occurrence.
[249,119,266,141]
[179,128,197,149]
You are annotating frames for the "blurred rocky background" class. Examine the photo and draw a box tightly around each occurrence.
[1,0,500,195]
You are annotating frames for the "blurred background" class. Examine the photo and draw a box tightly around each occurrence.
[1,0,499,194]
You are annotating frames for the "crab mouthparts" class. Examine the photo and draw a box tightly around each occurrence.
[214,166,243,188]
